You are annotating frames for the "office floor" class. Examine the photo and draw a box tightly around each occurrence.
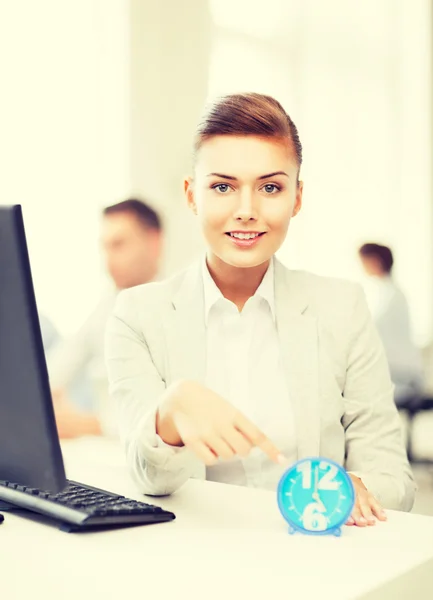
[402,411,433,516]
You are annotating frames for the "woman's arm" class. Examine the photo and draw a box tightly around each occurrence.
[105,288,285,496]
[105,289,204,496]
[342,286,416,511]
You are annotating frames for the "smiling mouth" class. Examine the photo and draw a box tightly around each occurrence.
[225,232,266,240]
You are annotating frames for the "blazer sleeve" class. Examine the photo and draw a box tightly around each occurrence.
[105,289,204,496]
[342,285,416,511]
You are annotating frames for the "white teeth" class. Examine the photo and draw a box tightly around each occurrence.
[230,232,260,240]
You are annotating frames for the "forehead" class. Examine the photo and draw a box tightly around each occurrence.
[195,135,297,178]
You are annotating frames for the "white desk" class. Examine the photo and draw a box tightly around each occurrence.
[1,438,433,600]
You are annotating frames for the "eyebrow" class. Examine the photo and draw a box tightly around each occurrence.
[207,171,289,181]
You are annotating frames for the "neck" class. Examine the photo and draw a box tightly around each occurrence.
[206,252,270,310]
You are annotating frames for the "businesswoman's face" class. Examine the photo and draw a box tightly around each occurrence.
[185,135,303,270]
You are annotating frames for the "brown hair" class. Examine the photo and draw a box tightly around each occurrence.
[103,198,162,232]
[194,92,303,177]
[359,243,394,274]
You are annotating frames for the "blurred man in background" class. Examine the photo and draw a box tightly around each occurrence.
[40,313,61,353]
[358,243,424,406]
[47,198,164,438]
[40,313,94,411]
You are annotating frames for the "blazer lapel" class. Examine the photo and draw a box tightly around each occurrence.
[164,260,207,385]
[274,259,321,459]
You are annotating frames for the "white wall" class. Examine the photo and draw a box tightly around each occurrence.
[128,0,211,276]
[0,1,131,335]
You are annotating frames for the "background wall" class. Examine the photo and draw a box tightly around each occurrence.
[0,0,130,334]
[0,0,431,347]
[128,0,212,277]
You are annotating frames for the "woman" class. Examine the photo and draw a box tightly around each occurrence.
[106,93,415,527]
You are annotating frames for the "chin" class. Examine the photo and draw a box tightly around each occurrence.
[114,278,133,290]
[218,249,273,270]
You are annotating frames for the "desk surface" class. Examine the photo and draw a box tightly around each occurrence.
[1,438,433,600]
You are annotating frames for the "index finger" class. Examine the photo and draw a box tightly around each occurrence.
[234,413,286,465]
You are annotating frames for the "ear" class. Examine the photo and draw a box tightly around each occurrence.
[184,177,197,215]
[150,229,163,254]
[292,180,303,217]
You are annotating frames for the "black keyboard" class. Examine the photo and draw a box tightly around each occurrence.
[0,479,175,531]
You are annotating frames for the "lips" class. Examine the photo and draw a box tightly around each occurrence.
[225,231,266,248]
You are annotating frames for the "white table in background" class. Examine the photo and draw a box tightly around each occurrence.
[1,438,433,600]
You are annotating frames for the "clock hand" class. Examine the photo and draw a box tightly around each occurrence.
[316,496,326,512]
[312,467,320,501]
[312,467,326,511]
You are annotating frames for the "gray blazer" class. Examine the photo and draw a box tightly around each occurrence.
[105,258,415,510]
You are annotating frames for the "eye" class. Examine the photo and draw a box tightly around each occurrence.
[262,183,280,194]
[212,183,232,194]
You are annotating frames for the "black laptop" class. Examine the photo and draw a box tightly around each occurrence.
[0,205,175,531]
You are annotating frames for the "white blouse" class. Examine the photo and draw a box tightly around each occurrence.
[202,257,297,490]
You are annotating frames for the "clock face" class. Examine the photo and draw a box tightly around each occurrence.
[277,457,355,534]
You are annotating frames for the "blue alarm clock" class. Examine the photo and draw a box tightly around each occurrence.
[277,457,355,537]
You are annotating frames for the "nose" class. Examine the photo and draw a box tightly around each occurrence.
[233,188,257,222]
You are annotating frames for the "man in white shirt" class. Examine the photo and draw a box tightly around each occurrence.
[358,243,424,405]
[39,313,94,411]
[48,199,164,438]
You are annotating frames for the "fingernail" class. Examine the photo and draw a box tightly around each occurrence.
[277,453,288,465]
